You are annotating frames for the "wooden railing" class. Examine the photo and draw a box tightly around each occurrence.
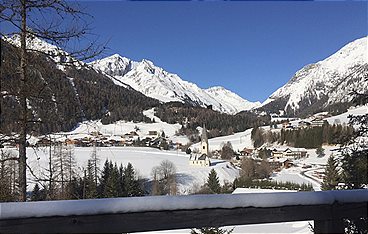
[0,190,367,233]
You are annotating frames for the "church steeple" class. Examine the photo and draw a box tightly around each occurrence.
[201,124,209,155]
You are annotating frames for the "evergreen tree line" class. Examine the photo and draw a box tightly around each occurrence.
[194,169,233,194]
[236,157,313,191]
[233,177,313,191]
[198,166,313,195]
[155,103,270,140]
[322,150,367,191]
[251,123,354,149]
[31,159,144,201]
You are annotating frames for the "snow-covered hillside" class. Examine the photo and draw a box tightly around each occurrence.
[261,36,368,115]
[192,128,253,152]
[325,105,368,125]
[4,34,83,69]
[90,54,260,114]
[21,147,239,195]
[48,108,189,145]
[205,86,261,114]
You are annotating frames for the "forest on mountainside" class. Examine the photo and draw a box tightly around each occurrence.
[0,40,159,136]
[251,123,354,148]
[155,102,270,139]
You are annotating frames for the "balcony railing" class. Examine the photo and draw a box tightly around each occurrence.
[0,189,367,233]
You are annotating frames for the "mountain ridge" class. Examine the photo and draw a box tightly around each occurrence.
[89,54,260,114]
[260,36,368,116]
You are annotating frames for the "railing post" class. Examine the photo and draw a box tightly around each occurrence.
[314,219,344,234]
[314,202,344,234]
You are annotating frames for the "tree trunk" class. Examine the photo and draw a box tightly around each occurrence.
[18,0,28,202]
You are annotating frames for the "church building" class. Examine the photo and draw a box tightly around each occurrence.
[189,124,211,167]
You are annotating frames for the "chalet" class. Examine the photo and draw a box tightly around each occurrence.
[311,119,325,128]
[107,139,123,147]
[298,121,311,128]
[189,124,210,167]
[90,131,102,137]
[65,139,76,145]
[283,148,307,159]
[240,148,254,156]
[271,149,284,159]
[148,131,158,136]
[282,121,291,128]
[270,148,307,159]
[268,158,292,171]
[36,138,53,147]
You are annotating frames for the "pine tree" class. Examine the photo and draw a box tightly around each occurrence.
[341,149,367,189]
[207,169,221,194]
[221,142,234,160]
[321,155,340,190]
[125,163,144,197]
[31,183,44,201]
[251,126,264,148]
[340,91,368,189]
[85,160,97,198]
[98,160,111,197]
[102,163,120,198]
[316,146,325,157]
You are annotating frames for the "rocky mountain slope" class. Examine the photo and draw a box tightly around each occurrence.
[90,55,260,114]
[1,39,159,135]
[1,36,263,137]
[260,36,368,116]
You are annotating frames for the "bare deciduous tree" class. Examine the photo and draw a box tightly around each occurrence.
[1,0,105,201]
[151,160,177,195]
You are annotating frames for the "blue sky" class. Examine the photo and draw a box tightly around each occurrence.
[11,1,368,102]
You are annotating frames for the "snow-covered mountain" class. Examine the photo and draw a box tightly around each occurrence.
[4,34,83,69]
[90,55,260,114]
[261,36,368,116]
[205,86,261,114]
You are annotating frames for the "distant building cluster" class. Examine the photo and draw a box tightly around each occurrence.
[5,129,185,151]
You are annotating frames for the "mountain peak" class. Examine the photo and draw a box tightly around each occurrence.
[262,36,368,116]
[90,56,260,114]
[89,54,136,77]
[207,86,226,91]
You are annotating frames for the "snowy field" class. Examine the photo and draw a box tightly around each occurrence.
[7,147,239,194]
[45,108,190,145]
[192,128,253,152]
[325,105,367,125]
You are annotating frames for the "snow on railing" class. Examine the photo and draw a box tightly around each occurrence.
[1,189,367,220]
[0,189,367,233]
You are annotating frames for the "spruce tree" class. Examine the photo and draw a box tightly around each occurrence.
[340,91,368,189]
[31,183,44,201]
[316,147,325,157]
[103,163,120,198]
[123,163,143,197]
[321,155,340,190]
[85,160,97,199]
[98,160,111,197]
[207,169,221,194]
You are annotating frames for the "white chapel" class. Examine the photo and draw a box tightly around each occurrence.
[189,124,211,167]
